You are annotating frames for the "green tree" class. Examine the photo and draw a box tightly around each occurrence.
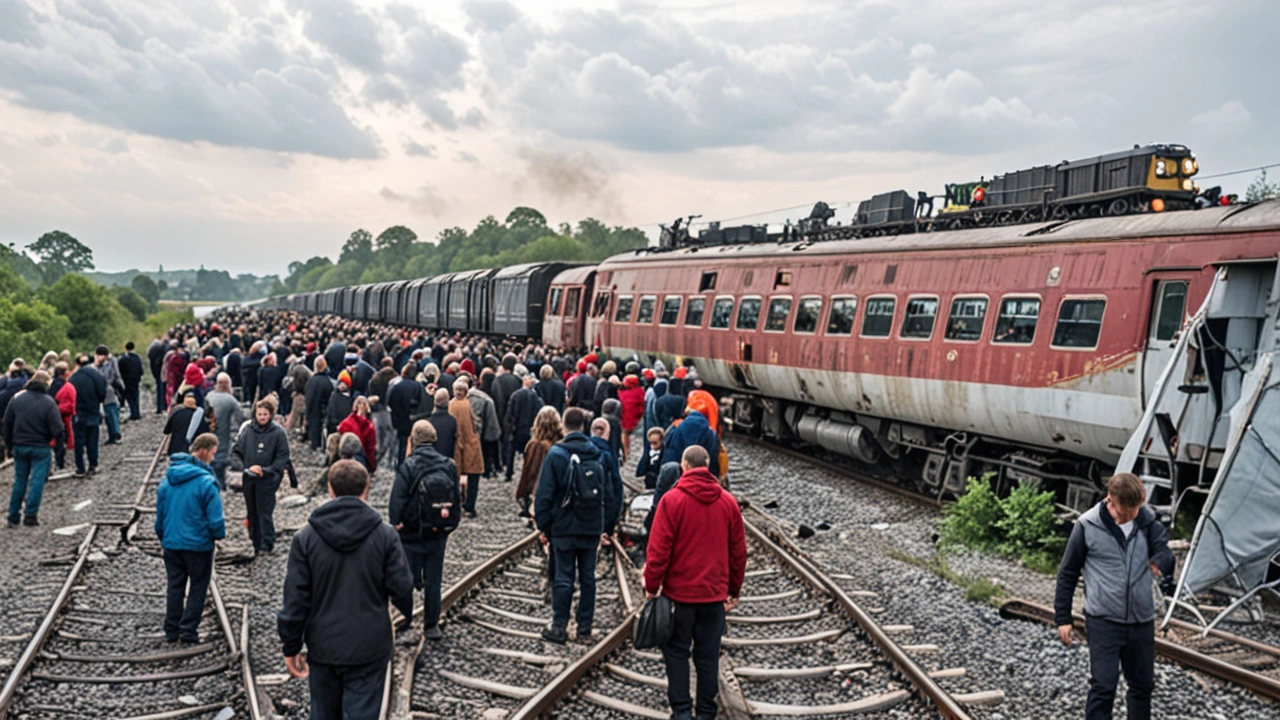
[339,229,374,266]
[113,286,149,322]
[131,273,161,309]
[374,225,418,253]
[39,274,121,346]
[1246,169,1280,203]
[506,206,548,229]
[0,261,30,298]
[286,256,333,292]
[27,230,95,285]
[0,244,42,288]
[0,296,72,362]
[316,261,365,290]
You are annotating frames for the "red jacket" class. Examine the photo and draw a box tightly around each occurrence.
[55,380,76,449]
[337,412,378,474]
[617,386,645,432]
[643,467,746,603]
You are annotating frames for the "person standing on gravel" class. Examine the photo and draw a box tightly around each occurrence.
[644,445,746,720]
[155,433,225,644]
[3,371,64,527]
[389,420,461,641]
[204,373,243,489]
[279,459,414,718]
[1055,472,1174,720]
[69,354,107,477]
[118,341,145,422]
[95,345,125,445]
[387,362,428,463]
[232,399,292,556]
[148,338,168,414]
[304,357,334,450]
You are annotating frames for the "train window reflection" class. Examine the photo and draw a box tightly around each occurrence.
[1153,281,1187,342]
[660,297,682,325]
[861,297,896,337]
[795,297,824,334]
[685,297,706,327]
[901,297,938,339]
[636,296,657,324]
[549,288,563,316]
[993,297,1039,344]
[614,296,634,323]
[736,297,762,330]
[564,288,581,316]
[945,297,988,341]
[764,298,792,332]
[1052,298,1106,349]
[825,297,857,335]
[709,298,734,329]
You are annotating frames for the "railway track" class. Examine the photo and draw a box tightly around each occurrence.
[0,436,263,720]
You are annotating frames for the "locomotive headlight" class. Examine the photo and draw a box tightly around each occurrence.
[1156,160,1168,177]
[1183,158,1196,175]
[1183,179,1194,190]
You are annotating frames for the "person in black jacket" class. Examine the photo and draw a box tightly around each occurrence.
[118,341,145,421]
[241,343,264,407]
[426,389,456,459]
[257,352,284,405]
[388,421,460,641]
[163,389,211,456]
[568,363,598,413]
[323,340,346,379]
[224,347,243,398]
[278,459,414,718]
[503,371,543,482]
[534,364,566,413]
[68,355,107,477]
[387,363,429,463]
[304,357,333,450]
[491,355,522,478]
[326,371,356,436]
[147,338,168,413]
[3,371,64,526]
[232,400,292,555]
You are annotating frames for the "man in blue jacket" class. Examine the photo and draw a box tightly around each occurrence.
[155,433,226,644]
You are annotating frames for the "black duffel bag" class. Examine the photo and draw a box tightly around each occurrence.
[633,595,675,650]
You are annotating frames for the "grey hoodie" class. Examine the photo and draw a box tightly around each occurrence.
[1055,501,1174,625]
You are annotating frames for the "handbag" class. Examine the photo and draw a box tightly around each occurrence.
[633,595,675,650]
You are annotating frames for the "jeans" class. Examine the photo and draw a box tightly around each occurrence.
[550,535,598,630]
[464,473,480,513]
[395,432,409,465]
[125,384,141,420]
[404,536,447,628]
[244,473,281,553]
[156,379,168,413]
[104,402,121,442]
[9,445,52,522]
[73,415,101,473]
[211,459,228,491]
[163,548,213,642]
[308,659,387,720]
[1086,617,1155,720]
[501,437,515,480]
[663,601,726,719]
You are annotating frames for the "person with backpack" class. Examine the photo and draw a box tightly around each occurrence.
[389,420,461,641]
[154,433,225,643]
[534,407,615,644]
[163,389,210,456]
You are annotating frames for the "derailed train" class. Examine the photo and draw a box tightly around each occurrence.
[266,187,1280,518]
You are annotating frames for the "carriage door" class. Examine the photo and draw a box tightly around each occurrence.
[1143,278,1190,405]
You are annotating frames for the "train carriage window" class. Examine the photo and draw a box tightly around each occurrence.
[549,288,563,316]
[945,297,988,342]
[685,297,706,327]
[993,297,1040,344]
[825,297,857,335]
[1153,281,1188,341]
[614,296,634,323]
[593,292,610,317]
[565,288,581,317]
[736,297,762,330]
[795,297,824,334]
[860,297,896,337]
[700,272,717,292]
[660,296,682,325]
[709,297,734,329]
[1052,298,1107,349]
[764,297,792,332]
[901,297,939,339]
[635,296,657,324]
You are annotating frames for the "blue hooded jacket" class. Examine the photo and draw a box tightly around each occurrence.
[661,410,721,475]
[155,454,226,552]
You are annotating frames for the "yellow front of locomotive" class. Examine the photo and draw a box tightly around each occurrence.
[1147,148,1199,197]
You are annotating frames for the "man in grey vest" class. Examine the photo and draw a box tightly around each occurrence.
[1055,472,1174,720]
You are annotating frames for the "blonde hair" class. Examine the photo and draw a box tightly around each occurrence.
[531,406,563,445]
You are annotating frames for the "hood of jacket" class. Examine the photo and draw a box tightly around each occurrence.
[675,467,723,504]
[308,496,383,553]
[679,409,710,435]
[166,454,213,485]
[408,443,453,473]
[557,431,600,459]
[652,379,667,398]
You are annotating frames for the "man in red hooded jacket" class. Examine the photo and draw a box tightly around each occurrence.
[643,445,746,720]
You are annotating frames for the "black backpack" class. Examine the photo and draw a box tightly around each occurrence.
[405,458,460,537]
[561,451,606,530]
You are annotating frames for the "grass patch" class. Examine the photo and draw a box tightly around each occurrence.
[887,549,1007,605]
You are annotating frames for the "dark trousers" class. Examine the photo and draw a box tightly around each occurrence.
[125,384,142,420]
[244,474,281,553]
[503,436,528,481]
[396,432,409,466]
[156,379,168,413]
[550,535,598,630]
[163,548,213,642]
[482,439,500,477]
[404,535,447,628]
[72,415,100,473]
[663,601,725,719]
[308,659,387,720]
[464,473,480,513]
[1086,617,1155,720]
[211,459,228,491]
[54,434,67,470]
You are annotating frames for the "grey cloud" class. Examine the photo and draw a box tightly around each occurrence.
[403,138,435,157]
[462,0,520,33]
[380,185,448,217]
[459,107,487,128]
[0,0,37,43]
[515,148,621,218]
[296,0,384,72]
[455,150,479,163]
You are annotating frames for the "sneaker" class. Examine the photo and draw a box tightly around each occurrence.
[540,625,568,645]
[576,626,594,642]
[22,515,38,527]
[74,470,88,478]
[7,517,18,528]
[423,625,443,641]
[464,510,477,519]
[179,636,200,646]
[88,467,99,476]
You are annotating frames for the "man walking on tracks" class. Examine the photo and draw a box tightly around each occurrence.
[644,445,746,720]
[279,459,414,719]
[155,433,225,644]
[1055,472,1175,720]
[232,400,291,556]
[3,371,64,527]
[389,420,461,641]
[69,354,107,477]
[534,407,613,644]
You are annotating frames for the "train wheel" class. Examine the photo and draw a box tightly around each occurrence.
[996,210,1015,225]
[1107,198,1130,216]
[1051,205,1071,221]
[1084,204,1103,218]
[1021,207,1042,223]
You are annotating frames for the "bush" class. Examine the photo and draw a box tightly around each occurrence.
[0,296,72,362]
[940,474,1002,552]
[938,473,1065,575]
[996,483,1060,558]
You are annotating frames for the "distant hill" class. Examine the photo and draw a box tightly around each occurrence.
[87,267,282,302]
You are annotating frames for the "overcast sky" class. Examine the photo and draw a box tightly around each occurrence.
[0,0,1275,276]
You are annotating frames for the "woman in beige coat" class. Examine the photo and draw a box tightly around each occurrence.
[450,379,485,517]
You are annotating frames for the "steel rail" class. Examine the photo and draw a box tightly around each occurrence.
[744,506,974,720]
[999,598,1280,702]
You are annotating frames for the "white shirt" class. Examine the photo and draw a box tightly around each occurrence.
[1118,519,1135,539]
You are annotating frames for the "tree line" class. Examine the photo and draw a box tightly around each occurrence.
[283,207,648,293]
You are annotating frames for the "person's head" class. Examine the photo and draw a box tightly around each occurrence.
[325,430,343,463]
[601,360,617,377]
[327,459,370,500]
[254,399,273,426]
[263,352,276,367]
[680,444,710,473]
[1105,473,1145,524]
[314,356,328,373]
[587,363,599,377]
[540,364,554,381]
[562,407,587,434]
[602,398,621,418]
[454,379,469,399]
[190,433,218,464]
[647,426,665,449]
[591,417,610,439]
[94,344,109,360]
[53,361,68,380]
[215,372,232,392]
[28,370,50,389]
[409,419,437,451]
[337,370,351,390]
[502,353,517,372]
[75,354,91,367]
[434,388,450,408]
[401,361,417,379]
[532,406,563,444]
[182,389,198,408]
[338,432,363,459]
[353,395,370,416]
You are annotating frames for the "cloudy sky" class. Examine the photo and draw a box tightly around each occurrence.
[0,0,1275,276]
